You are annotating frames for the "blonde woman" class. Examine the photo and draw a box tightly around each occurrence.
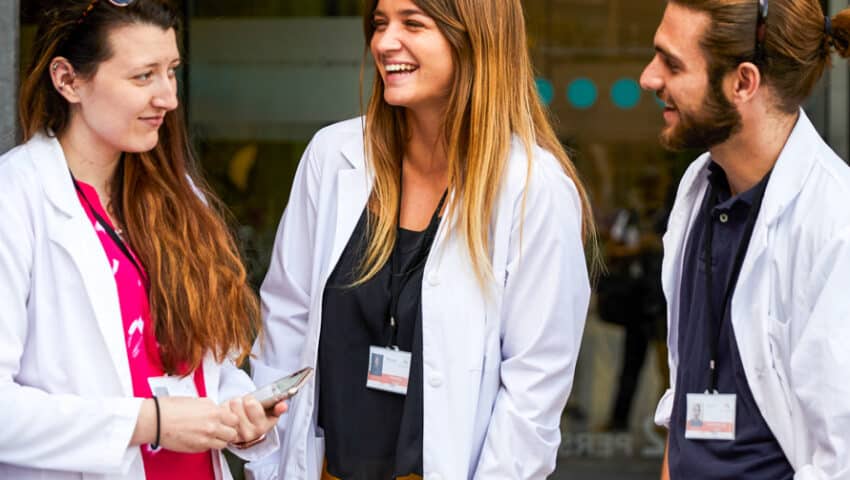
[249,0,593,478]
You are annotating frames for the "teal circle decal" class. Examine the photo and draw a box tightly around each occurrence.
[535,77,554,106]
[611,78,641,110]
[567,78,598,110]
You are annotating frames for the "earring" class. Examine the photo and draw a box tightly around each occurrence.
[52,63,60,72]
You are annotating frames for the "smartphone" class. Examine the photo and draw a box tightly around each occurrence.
[250,367,314,409]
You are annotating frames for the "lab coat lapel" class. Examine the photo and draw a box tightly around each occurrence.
[662,156,710,362]
[733,110,817,305]
[32,134,134,395]
[329,134,371,275]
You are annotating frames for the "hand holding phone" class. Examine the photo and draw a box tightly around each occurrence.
[223,367,314,448]
[250,367,314,409]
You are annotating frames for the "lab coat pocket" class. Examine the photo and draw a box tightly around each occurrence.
[470,364,501,464]
[309,431,326,478]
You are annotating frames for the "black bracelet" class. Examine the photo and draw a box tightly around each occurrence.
[151,396,161,450]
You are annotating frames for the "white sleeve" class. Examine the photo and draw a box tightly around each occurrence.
[250,138,321,396]
[790,225,850,480]
[473,163,591,479]
[0,167,142,474]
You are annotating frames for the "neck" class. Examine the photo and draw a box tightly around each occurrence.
[59,116,122,197]
[404,107,449,176]
[709,110,798,195]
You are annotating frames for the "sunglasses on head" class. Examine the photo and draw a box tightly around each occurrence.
[78,0,135,24]
[754,0,769,63]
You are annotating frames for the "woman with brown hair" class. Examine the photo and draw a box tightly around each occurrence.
[250,0,594,478]
[0,1,285,479]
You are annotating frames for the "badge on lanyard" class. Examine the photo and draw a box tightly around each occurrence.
[147,374,198,398]
[364,180,447,397]
[366,345,411,395]
[685,392,736,440]
[686,171,770,443]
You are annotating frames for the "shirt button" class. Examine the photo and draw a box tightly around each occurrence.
[719,213,729,223]
[428,373,443,388]
[427,271,440,286]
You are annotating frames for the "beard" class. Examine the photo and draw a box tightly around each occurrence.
[660,70,743,152]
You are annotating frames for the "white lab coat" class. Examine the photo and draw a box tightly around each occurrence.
[0,133,278,480]
[248,117,590,480]
[656,111,850,479]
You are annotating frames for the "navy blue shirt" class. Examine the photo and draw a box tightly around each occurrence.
[669,163,793,479]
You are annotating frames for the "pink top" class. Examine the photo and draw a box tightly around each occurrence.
[75,181,215,480]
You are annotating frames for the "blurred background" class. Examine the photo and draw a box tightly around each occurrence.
[2,0,848,478]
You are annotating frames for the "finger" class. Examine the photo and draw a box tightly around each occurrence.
[216,424,239,444]
[225,398,252,440]
[207,438,229,451]
[227,397,246,416]
[243,396,268,427]
[220,404,241,428]
[272,400,288,417]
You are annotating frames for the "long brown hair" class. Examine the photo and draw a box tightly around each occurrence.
[19,0,260,374]
[671,0,850,113]
[360,0,598,287]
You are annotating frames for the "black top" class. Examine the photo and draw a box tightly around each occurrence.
[319,207,440,479]
[669,162,793,480]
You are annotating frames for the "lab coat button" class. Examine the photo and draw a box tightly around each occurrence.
[427,271,440,286]
[430,474,443,480]
[428,373,443,388]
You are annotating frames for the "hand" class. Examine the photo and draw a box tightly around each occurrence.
[224,395,288,446]
[132,397,240,452]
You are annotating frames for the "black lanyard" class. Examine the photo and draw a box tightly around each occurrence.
[387,168,448,348]
[703,169,771,392]
[71,175,145,280]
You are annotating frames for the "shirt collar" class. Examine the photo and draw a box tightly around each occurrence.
[707,161,770,211]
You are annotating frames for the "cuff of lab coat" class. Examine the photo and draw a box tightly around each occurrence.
[654,388,674,429]
[101,397,145,474]
[226,426,280,462]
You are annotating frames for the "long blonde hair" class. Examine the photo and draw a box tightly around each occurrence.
[360,0,597,286]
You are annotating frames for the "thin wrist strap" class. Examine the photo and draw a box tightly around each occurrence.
[151,396,161,450]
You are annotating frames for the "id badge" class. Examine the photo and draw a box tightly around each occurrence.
[366,346,411,395]
[147,374,199,398]
[685,392,736,440]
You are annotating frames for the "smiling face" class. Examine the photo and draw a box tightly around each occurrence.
[369,0,455,116]
[640,3,741,151]
[68,23,180,155]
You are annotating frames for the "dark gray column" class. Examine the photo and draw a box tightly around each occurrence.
[0,0,19,152]
[828,0,849,161]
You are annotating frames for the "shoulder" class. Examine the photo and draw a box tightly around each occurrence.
[793,140,850,232]
[300,117,365,177]
[503,137,582,228]
[308,117,364,160]
[0,136,49,206]
[311,117,365,144]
